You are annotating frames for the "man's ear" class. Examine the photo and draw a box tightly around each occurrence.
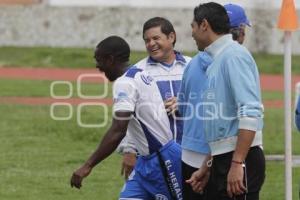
[168,32,176,44]
[201,19,210,31]
[106,55,114,65]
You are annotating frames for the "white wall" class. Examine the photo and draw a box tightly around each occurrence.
[0,2,300,53]
[48,0,300,9]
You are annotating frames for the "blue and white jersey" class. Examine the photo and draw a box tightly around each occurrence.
[113,67,173,156]
[134,52,191,143]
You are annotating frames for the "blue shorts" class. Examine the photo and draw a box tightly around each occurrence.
[119,141,182,200]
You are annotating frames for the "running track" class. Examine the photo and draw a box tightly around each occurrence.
[1,67,299,108]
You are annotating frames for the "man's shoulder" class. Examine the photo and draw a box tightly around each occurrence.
[182,55,192,64]
[223,42,252,58]
[115,66,145,84]
[124,66,144,78]
[188,52,213,68]
[218,43,257,70]
[120,66,154,83]
[133,57,149,69]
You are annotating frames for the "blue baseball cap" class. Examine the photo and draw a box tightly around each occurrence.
[224,4,251,28]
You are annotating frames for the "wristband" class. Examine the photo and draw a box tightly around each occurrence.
[231,160,243,165]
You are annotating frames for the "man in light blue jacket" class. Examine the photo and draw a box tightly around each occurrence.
[177,51,212,200]
[295,95,300,130]
[179,2,260,200]
[225,3,251,44]
[186,2,265,200]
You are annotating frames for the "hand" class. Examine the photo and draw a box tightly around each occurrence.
[186,166,210,193]
[227,162,247,198]
[121,153,136,180]
[164,97,177,116]
[70,164,92,189]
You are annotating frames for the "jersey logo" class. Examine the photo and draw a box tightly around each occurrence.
[155,194,168,200]
[117,92,127,98]
[140,74,153,85]
[114,91,128,103]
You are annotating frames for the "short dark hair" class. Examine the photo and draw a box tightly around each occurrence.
[95,36,130,63]
[142,17,176,46]
[194,2,230,34]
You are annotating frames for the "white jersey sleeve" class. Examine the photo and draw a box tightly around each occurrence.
[113,67,174,156]
[116,133,138,154]
[113,78,138,113]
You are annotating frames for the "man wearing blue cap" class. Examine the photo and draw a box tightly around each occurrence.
[225,3,251,44]
[185,2,265,200]
[179,3,254,200]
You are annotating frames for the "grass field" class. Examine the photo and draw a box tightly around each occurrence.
[1,46,300,74]
[0,79,112,98]
[1,48,300,199]
[0,103,300,200]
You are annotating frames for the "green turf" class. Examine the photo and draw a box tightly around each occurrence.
[0,78,288,103]
[0,104,299,199]
[263,108,300,154]
[261,162,300,200]
[254,53,300,75]
[1,46,300,74]
[0,79,112,98]
[0,104,123,200]
[0,45,299,199]
[1,78,300,154]
[261,91,284,101]
[0,47,95,68]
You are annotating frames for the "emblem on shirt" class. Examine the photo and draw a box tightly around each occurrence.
[140,74,153,85]
[114,91,128,103]
[155,194,168,200]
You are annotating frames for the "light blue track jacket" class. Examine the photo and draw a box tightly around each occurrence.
[295,96,300,131]
[177,52,212,154]
[202,34,264,155]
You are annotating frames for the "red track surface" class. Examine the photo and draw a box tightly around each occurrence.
[0,96,112,105]
[0,68,107,83]
[1,67,300,91]
[0,67,298,107]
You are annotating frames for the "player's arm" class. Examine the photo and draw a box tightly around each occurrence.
[121,152,137,180]
[225,56,263,197]
[118,131,137,180]
[70,111,132,189]
[186,155,212,193]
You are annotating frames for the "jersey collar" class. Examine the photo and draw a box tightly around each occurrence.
[147,51,186,67]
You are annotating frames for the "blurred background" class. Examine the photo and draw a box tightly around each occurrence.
[1,0,300,53]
